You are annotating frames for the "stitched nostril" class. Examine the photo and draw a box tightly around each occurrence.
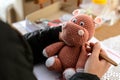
[78,30,84,36]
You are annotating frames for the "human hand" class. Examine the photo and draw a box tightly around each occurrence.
[84,42,111,78]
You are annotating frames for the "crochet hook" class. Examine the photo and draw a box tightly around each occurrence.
[100,53,118,66]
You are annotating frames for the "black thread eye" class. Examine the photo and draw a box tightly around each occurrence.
[71,18,77,23]
[80,22,84,26]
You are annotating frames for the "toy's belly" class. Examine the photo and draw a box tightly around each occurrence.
[58,46,80,69]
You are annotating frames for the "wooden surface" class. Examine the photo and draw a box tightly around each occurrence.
[95,20,120,41]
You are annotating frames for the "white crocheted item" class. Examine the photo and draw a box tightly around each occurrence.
[101,35,120,80]
[101,64,120,80]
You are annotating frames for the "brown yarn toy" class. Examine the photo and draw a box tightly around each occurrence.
[43,9,101,80]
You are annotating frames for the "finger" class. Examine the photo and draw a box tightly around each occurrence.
[86,43,91,52]
[76,45,88,69]
[105,59,111,67]
[91,42,101,58]
[99,49,108,60]
[90,42,95,48]
[86,42,94,53]
[100,49,108,56]
[100,49,112,66]
[106,62,111,68]
[101,59,111,68]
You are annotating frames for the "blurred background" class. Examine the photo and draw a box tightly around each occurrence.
[0,0,119,24]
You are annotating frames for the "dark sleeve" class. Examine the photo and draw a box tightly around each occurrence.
[23,26,62,64]
[70,73,100,80]
[0,21,36,80]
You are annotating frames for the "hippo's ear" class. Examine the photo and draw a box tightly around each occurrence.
[72,9,86,16]
[89,15,93,19]
[94,17,102,24]
[72,9,80,16]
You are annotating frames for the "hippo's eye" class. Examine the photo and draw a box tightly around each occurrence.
[71,18,77,23]
[80,22,84,26]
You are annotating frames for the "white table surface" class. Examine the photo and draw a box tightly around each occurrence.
[12,20,28,35]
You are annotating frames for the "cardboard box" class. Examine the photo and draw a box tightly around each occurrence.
[25,1,72,32]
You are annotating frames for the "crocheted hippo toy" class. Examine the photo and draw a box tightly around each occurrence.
[42,9,101,80]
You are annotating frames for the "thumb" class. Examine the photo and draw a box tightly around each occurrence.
[91,42,101,58]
